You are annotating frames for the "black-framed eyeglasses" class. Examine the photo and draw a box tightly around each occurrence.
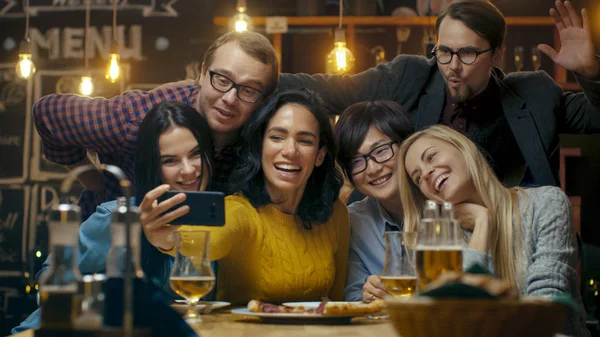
[208,70,265,103]
[350,141,397,175]
[432,45,493,65]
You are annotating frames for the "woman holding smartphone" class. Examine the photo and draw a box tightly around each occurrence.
[141,89,349,305]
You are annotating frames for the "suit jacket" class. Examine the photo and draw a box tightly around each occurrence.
[279,55,600,186]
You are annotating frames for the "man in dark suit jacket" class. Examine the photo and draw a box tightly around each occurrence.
[279,0,600,187]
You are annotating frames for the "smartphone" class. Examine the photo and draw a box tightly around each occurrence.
[157,191,225,226]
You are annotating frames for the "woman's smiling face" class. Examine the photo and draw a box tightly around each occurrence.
[261,103,325,199]
[404,136,476,204]
[159,126,207,191]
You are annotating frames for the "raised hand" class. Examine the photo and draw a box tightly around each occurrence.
[537,1,599,78]
[139,184,188,251]
[455,203,490,253]
[454,203,488,231]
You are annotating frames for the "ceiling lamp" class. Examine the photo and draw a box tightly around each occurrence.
[230,0,252,32]
[79,0,94,96]
[106,0,121,83]
[326,0,355,74]
[15,0,35,79]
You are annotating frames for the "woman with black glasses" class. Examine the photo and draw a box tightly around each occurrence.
[334,100,413,302]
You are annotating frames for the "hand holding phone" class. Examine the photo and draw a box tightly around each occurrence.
[157,191,225,226]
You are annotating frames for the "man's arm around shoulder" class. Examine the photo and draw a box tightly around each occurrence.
[279,55,425,114]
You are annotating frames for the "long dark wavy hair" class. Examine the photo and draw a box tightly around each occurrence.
[230,89,343,229]
[134,101,215,285]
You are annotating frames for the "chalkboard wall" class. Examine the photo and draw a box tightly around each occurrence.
[0,185,29,277]
[0,66,30,185]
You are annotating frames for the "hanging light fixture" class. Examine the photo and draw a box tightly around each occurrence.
[326,0,355,74]
[106,0,120,83]
[80,0,93,96]
[80,76,94,96]
[106,48,120,83]
[15,0,36,79]
[230,0,252,32]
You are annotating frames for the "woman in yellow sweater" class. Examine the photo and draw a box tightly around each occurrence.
[140,89,349,305]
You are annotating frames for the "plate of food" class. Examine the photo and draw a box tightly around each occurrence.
[281,301,358,310]
[171,300,231,314]
[231,300,384,324]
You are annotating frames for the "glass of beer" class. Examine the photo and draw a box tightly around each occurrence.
[381,231,418,298]
[170,229,215,322]
[416,214,463,291]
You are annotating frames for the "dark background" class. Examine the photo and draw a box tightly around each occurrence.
[0,0,599,334]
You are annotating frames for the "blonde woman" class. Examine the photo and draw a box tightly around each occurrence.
[398,125,588,337]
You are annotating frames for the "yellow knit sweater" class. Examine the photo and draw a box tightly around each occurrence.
[169,195,350,305]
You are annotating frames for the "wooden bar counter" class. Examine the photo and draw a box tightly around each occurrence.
[13,310,571,337]
[14,311,395,337]
[188,312,395,337]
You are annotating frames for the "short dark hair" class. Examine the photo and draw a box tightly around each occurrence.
[202,31,279,95]
[435,0,506,50]
[335,100,413,184]
[230,89,344,229]
[134,101,215,284]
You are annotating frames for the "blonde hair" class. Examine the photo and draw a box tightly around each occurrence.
[397,125,523,289]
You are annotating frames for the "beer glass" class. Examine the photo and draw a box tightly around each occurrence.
[416,215,463,290]
[170,229,215,322]
[381,232,418,297]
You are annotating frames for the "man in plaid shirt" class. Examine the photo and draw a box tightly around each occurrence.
[33,31,279,220]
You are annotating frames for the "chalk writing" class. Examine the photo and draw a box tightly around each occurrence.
[0,135,21,147]
[30,25,143,61]
[0,212,19,230]
[0,247,18,263]
[0,0,179,17]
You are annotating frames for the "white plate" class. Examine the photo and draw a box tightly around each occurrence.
[171,301,231,314]
[231,307,360,324]
[282,301,351,309]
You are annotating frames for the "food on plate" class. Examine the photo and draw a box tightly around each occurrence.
[247,300,326,314]
[247,299,384,315]
[323,300,384,315]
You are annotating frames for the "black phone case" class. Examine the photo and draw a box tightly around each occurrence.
[157,191,225,226]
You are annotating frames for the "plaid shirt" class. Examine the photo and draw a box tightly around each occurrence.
[33,83,238,220]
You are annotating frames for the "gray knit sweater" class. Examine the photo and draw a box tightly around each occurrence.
[462,186,589,337]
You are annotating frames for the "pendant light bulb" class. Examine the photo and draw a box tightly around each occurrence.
[326,29,355,74]
[16,39,36,79]
[106,43,121,83]
[230,0,251,32]
[79,76,94,96]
